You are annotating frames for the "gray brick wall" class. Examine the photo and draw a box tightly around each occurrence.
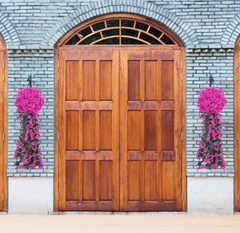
[186,48,234,177]
[7,49,55,177]
[0,0,238,176]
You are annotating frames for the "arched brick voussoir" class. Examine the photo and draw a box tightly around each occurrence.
[221,13,240,48]
[0,13,20,48]
[41,0,199,48]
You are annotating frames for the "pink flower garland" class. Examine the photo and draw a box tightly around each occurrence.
[197,87,227,170]
[14,87,45,170]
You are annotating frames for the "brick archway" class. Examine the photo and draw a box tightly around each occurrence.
[41,0,198,48]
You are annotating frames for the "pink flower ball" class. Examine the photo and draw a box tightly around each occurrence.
[197,87,227,114]
[15,87,45,115]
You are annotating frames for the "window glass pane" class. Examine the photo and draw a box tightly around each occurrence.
[79,33,101,45]
[121,29,138,37]
[95,38,119,45]
[106,20,119,28]
[79,27,92,37]
[92,22,105,31]
[66,35,80,45]
[140,33,161,44]
[122,38,145,44]
[121,20,134,27]
[149,27,162,38]
[102,29,119,37]
[161,35,174,44]
[136,22,148,31]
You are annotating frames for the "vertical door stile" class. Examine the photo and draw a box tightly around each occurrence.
[3,49,7,211]
[174,49,182,210]
[140,59,145,202]
[235,48,239,211]
[181,48,186,212]
[59,49,67,210]
[112,50,120,210]
[78,60,83,203]
[157,59,162,203]
[54,48,59,211]
[95,60,100,202]
[120,50,128,211]
[0,51,3,211]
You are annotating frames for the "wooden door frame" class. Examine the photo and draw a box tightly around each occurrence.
[0,35,7,212]
[235,43,240,211]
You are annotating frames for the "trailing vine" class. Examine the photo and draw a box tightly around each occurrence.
[196,87,227,170]
[14,87,45,170]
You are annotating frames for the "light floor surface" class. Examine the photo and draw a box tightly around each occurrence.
[0,215,240,233]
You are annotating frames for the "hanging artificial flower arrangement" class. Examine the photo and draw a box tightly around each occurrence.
[196,87,227,170]
[14,87,45,170]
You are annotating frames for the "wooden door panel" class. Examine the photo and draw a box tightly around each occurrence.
[58,48,119,211]
[120,49,182,211]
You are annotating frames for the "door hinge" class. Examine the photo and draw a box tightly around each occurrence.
[181,132,183,140]
[2,193,4,201]
[58,60,59,68]
[237,73,239,81]
[237,60,239,68]
[3,133,4,141]
[57,193,59,201]
[58,73,59,81]
[238,193,239,201]
[181,73,183,80]
[2,73,4,82]
[181,60,183,68]
[237,133,239,141]
[181,193,183,201]
[3,61,4,69]
[58,132,59,140]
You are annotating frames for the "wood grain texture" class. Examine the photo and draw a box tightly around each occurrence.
[66,161,79,200]
[3,48,7,211]
[235,47,240,211]
[100,61,112,100]
[144,161,158,201]
[161,61,174,100]
[83,161,95,200]
[54,48,59,211]
[99,161,112,200]
[127,111,141,150]
[128,61,140,100]
[128,161,140,201]
[66,61,79,100]
[66,111,79,150]
[99,111,112,150]
[83,61,95,100]
[0,51,3,210]
[65,101,113,110]
[145,61,158,100]
[83,111,95,150]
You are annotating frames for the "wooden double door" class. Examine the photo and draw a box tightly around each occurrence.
[56,46,185,211]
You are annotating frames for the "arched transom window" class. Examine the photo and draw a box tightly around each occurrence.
[63,16,182,46]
